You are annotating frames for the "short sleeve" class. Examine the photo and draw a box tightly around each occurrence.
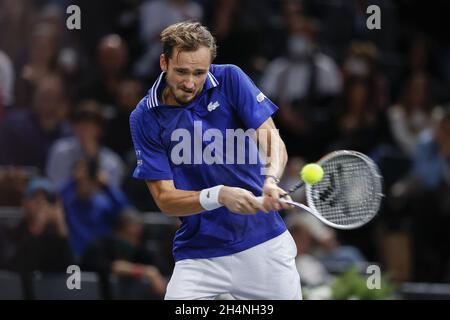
[225,65,278,130]
[129,104,173,181]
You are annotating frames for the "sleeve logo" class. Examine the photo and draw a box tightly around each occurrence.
[256,92,266,103]
[136,150,143,166]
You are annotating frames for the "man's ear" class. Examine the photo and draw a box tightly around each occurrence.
[160,54,168,72]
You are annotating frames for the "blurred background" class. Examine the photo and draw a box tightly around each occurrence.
[0,0,449,300]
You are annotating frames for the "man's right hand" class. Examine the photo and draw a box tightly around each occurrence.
[218,186,268,214]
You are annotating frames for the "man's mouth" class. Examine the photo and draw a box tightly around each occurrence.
[180,88,194,94]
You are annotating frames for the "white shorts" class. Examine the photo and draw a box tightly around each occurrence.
[165,231,302,300]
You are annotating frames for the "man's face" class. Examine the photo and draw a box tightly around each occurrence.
[160,46,211,106]
[73,121,102,144]
[23,192,48,223]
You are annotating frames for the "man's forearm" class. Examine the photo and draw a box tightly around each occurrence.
[153,188,204,217]
[264,136,288,180]
[256,118,289,181]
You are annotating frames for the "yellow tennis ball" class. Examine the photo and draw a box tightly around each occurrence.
[301,163,324,185]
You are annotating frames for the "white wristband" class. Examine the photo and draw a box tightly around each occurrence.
[199,185,224,211]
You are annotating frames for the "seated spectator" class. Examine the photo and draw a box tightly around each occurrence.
[46,100,125,188]
[134,0,203,80]
[261,16,343,105]
[342,41,389,112]
[0,166,34,206]
[81,209,167,299]
[15,22,61,107]
[60,157,131,260]
[413,111,450,190]
[4,178,74,273]
[260,16,342,159]
[390,111,450,282]
[100,79,159,212]
[331,77,388,155]
[388,72,443,157]
[313,228,367,274]
[0,75,71,173]
[103,79,143,160]
[77,34,129,107]
[392,109,450,194]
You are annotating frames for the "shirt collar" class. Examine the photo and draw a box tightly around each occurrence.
[147,70,219,109]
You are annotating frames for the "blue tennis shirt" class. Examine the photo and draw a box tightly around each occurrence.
[130,64,287,262]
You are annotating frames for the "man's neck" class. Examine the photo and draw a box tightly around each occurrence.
[162,87,179,106]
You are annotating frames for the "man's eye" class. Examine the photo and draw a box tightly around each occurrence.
[194,72,206,76]
[177,70,187,75]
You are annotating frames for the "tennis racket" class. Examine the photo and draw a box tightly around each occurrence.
[260,150,383,230]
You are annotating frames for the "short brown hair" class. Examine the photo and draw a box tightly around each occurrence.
[160,21,217,62]
[72,100,105,126]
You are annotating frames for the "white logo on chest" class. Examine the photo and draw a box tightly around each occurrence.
[207,101,220,112]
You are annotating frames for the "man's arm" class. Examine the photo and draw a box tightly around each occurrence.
[256,117,288,180]
[256,117,291,211]
[146,180,267,217]
[146,180,203,216]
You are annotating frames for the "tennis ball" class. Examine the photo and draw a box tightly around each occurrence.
[301,163,324,185]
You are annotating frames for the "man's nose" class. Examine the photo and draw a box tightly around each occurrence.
[184,78,195,89]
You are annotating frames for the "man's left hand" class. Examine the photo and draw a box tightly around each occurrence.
[262,179,293,211]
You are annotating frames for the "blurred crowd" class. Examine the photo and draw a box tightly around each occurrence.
[0,0,450,298]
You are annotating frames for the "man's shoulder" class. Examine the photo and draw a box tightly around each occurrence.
[210,64,252,94]
[130,96,149,116]
[210,63,243,78]
[129,96,157,127]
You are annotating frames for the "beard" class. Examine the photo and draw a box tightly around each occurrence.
[174,93,194,105]
[164,81,202,106]
[174,87,198,105]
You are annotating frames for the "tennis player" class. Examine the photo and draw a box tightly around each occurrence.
[130,21,302,300]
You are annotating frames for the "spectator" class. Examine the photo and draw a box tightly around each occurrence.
[390,111,450,281]
[3,178,74,274]
[306,0,398,57]
[0,166,35,206]
[342,41,389,112]
[388,72,443,157]
[260,16,342,160]
[0,75,71,173]
[209,0,284,78]
[46,100,125,188]
[60,157,130,260]
[16,22,61,107]
[0,0,36,68]
[261,16,342,105]
[395,110,450,192]
[103,79,143,160]
[78,34,129,107]
[313,228,367,274]
[134,0,203,79]
[331,77,388,154]
[81,209,167,299]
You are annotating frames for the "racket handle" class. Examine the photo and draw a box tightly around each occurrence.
[258,180,303,202]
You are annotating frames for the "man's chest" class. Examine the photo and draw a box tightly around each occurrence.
[158,93,241,148]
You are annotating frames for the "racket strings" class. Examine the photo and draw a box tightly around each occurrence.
[308,154,382,227]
